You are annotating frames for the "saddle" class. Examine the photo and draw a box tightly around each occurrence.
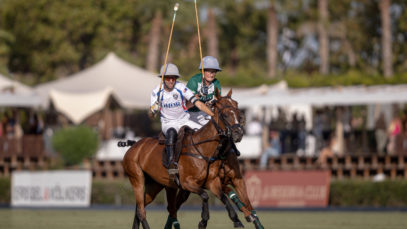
[160,126,195,169]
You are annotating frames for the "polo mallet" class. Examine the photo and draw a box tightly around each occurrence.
[194,0,206,89]
[157,3,179,104]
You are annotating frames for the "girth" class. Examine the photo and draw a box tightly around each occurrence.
[180,135,230,188]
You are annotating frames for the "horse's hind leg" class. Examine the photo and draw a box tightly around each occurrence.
[132,206,140,229]
[129,175,150,229]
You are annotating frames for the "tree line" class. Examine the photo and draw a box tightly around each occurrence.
[0,0,406,87]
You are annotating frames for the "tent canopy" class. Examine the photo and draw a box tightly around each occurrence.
[234,82,407,108]
[0,73,34,95]
[0,73,41,107]
[49,88,117,124]
[35,52,161,109]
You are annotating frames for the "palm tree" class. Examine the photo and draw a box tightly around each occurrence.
[206,8,219,59]
[146,10,162,72]
[267,2,278,78]
[318,0,329,75]
[380,0,393,78]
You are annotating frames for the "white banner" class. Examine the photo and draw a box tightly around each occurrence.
[11,170,92,207]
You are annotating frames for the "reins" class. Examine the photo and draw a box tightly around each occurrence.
[181,99,240,161]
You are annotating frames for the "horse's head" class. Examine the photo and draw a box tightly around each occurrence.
[212,88,244,142]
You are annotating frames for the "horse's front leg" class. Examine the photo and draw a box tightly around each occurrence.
[198,190,210,229]
[232,178,264,229]
[180,177,211,229]
[207,178,243,228]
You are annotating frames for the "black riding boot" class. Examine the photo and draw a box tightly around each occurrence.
[165,128,178,179]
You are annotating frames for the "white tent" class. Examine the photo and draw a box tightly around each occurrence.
[235,83,407,107]
[0,73,34,95]
[49,88,117,124]
[35,52,161,109]
[0,73,41,107]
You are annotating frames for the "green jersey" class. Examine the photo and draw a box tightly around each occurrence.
[186,73,221,112]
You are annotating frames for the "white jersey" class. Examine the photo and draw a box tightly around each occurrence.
[151,82,197,133]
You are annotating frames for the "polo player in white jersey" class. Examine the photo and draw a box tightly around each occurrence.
[150,63,214,177]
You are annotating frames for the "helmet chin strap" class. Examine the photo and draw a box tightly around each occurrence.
[164,82,175,91]
[203,77,210,86]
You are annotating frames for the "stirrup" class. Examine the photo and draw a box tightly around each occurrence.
[168,168,178,181]
[168,168,178,175]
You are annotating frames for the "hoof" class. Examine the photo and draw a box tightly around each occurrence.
[164,216,179,229]
[173,221,180,229]
[234,221,245,228]
[245,215,255,223]
[254,218,264,229]
[198,221,207,229]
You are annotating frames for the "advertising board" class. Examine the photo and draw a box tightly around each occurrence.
[11,170,92,207]
[245,170,331,207]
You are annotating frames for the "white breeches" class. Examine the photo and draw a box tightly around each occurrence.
[162,118,202,135]
[189,111,211,128]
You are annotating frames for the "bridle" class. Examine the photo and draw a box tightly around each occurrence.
[210,98,243,138]
[182,97,243,161]
[179,97,243,188]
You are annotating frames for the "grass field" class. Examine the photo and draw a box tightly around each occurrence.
[0,208,406,229]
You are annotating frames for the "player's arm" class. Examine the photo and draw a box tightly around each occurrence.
[184,83,214,116]
[190,97,214,117]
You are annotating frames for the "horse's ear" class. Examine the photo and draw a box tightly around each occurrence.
[215,88,221,99]
[227,88,233,97]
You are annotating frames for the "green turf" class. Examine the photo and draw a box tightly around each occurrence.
[0,209,406,229]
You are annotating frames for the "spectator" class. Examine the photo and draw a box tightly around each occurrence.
[401,113,407,154]
[276,108,288,154]
[317,135,339,166]
[246,117,262,136]
[305,131,316,157]
[0,117,3,137]
[387,115,401,155]
[343,106,352,153]
[259,130,281,169]
[5,113,15,137]
[313,110,324,152]
[375,113,387,154]
[14,116,24,153]
[297,114,307,155]
[291,112,300,153]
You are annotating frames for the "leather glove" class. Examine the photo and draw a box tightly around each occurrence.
[150,101,160,114]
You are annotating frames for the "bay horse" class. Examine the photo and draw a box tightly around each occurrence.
[122,89,244,229]
[164,140,264,229]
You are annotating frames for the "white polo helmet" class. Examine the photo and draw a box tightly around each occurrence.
[159,63,181,78]
[199,56,222,71]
